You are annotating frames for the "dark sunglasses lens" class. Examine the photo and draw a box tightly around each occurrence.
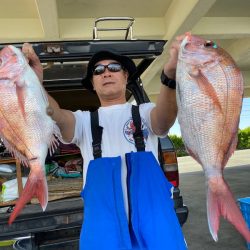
[93,65,105,75]
[108,63,122,72]
[93,63,123,75]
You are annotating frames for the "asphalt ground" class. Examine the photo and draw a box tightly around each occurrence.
[178,149,250,250]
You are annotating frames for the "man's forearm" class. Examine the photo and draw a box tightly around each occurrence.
[46,94,75,142]
[151,85,177,135]
[46,94,62,123]
[150,35,183,135]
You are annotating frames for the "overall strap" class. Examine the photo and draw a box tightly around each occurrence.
[90,110,103,159]
[132,105,145,152]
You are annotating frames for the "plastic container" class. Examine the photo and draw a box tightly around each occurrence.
[0,177,27,202]
[238,197,250,249]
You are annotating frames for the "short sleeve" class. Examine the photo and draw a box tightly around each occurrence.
[139,103,168,138]
[59,110,89,146]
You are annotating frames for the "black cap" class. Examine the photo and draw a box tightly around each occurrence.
[82,50,137,91]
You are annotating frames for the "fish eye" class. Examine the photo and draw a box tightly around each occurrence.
[204,40,217,48]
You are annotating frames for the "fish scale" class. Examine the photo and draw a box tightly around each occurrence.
[0,45,60,224]
[176,33,250,243]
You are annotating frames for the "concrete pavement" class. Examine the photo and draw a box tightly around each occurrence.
[177,149,250,250]
[177,149,250,173]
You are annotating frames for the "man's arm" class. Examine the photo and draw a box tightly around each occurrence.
[46,95,76,142]
[150,36,183,135]
[151,85,177,136]
[22,43,75,142]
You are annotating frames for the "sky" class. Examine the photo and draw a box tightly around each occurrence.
[169,97,250,136]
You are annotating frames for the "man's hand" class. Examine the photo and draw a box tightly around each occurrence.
[163,35,185,80]
[22,43,43,84]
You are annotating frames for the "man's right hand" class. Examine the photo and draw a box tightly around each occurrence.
[22,43,43,84]
[163,34,185,80]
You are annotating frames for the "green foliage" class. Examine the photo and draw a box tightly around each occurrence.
[237,127,250,149]
[169,134,188,157]
[170,126,250,157]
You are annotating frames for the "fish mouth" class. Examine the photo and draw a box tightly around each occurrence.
[7,45,27,68]
[0,46,26,74]
[14,46,27,62]
[179,35,217,67]
[179,36,191,56]
[180,34,216,54]
[180,35,202,53]
[181,35,190,47]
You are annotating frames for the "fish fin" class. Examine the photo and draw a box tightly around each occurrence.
[8,166,48,225]
[49,135,60,155]
[15,81,26,120]
[49,123,62,155]
[207,176,250,242]
[190,69,223,113]
[0,137,30,166]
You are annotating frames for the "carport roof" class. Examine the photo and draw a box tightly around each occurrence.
[0,0,250,99]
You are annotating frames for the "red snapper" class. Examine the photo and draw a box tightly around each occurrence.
[176,33,250,243]
[0,45,59,224]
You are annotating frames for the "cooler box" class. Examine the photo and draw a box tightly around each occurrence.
[238,197,250,249]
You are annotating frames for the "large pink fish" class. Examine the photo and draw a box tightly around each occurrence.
[0,45,59,224]
[176,33,250,243]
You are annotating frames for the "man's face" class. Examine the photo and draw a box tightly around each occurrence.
[91,59,129,100]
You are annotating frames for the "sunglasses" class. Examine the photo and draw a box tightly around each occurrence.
[93,63,124,75]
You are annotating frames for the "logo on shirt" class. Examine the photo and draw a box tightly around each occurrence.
[123,117,149,145]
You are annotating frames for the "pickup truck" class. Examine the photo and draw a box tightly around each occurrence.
[0,37,188,250]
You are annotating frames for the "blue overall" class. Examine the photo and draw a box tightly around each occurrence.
[79,107,187,250]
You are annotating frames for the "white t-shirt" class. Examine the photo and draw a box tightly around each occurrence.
[70,102,164,216]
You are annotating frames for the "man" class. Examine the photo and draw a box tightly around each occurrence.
[23,36,187,250]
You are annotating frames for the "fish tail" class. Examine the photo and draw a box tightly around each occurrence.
[207,176,250,242]
[8,166,48,225]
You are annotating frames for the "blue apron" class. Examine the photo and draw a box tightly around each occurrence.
[79,106,187,250]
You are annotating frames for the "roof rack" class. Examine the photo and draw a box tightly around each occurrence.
[93,17,135,40]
